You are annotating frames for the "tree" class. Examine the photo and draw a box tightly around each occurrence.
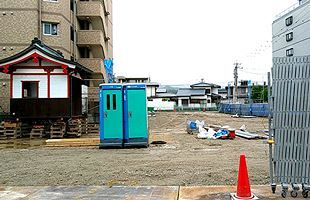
[251,85,268,103]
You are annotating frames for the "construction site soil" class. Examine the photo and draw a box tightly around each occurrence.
[0,112,269,186]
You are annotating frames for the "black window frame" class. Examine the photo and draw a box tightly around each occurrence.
[106,94,111,110]
[286,48,294,57]
[43,22,59,36]
[286,32,293,42]
[285,16,293,26]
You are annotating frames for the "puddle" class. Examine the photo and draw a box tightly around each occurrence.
[0,139,46,149]
[150,141,167,145]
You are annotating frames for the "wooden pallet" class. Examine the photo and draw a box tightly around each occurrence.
[80,118,87,135]
[4,122,21,139]
[86,123,99,135]
[0,121,5,140]
[4,127,21,139]
[67,119,82,138]
[30,125,45,139]
[21,123,32,137]
[50,122,66,139]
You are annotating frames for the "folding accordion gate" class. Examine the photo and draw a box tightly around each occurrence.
[269,56,310,198]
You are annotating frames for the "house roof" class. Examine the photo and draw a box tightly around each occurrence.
[156,88,167,93]
[218,88,227,94]
[190,82,221,88]
[0,38,93,76]
[146,82,160,87]
[155,93,177,98]
[176,88,205,97]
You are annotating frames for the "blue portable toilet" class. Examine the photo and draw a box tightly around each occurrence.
[99,84,123,148]
[123,84,148,147]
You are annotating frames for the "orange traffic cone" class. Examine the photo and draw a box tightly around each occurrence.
[230,154,258,200]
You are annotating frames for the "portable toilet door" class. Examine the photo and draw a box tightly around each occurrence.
[99,84,123,148]
[123,84,148,147]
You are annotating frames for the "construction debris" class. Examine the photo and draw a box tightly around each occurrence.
[235,130,267,140]
[231,114,257,118]
[187,120,204,134]
[188,120,235,140]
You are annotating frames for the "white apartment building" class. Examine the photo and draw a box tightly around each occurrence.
[273,0,310,57]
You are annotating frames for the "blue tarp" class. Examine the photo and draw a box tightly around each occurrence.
[104,59,114,83]
[219,103,269,117]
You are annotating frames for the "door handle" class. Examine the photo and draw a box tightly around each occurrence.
[104,112,107,118]
[128,112,132,118]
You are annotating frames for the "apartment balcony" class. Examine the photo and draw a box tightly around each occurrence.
[77,58,107,80]
[77,1,108,39]
[77,30,107,58]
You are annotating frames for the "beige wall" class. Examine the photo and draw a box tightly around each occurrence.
[0,0,39,113]
[42,14,72,59]
[0,9,38,59]
[41,0,73,60]
[107,0,113,58]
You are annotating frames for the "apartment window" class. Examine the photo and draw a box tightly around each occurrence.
[79,47,90,58]
[79,20,90,30]
[286,48,294,57]
[286,32,293,42]
[285,16,293,26]
[205,89,211,94]
[22,81,39,98]
[43,22,58,36]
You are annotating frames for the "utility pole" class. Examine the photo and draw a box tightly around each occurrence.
[233,62,242,103]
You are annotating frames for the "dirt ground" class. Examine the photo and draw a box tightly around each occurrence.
[0,112,269,186]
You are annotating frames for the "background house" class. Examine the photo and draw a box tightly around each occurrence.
[115,76,159,100]
[175,82,220,108]
[152,81,220,110]
[223,80,268,104]
[225,80,251,104]
[218,88,228,100]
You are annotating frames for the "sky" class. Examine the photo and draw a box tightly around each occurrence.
[113,0,297,86]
